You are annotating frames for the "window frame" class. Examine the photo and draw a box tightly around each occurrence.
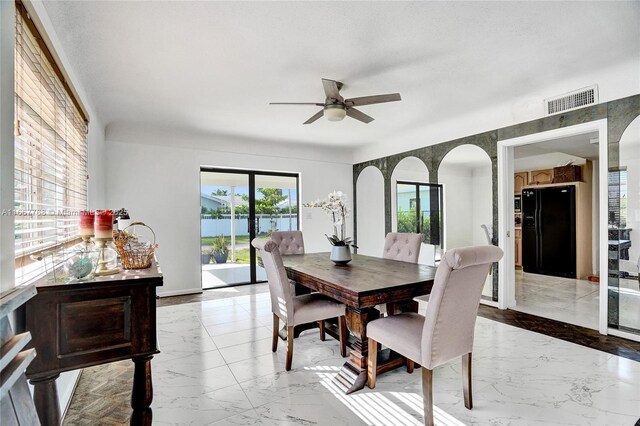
[396,180,443,246]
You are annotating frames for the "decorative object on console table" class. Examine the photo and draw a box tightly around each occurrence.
[552,165,582,183]
[94,210,119,276]
[114,208,131,231]
[113,222,158,269]
[94,209,113,239]
[78,210,95,236]
[303,190,357,265]
[24,261,163,426]
[64,249,99,282]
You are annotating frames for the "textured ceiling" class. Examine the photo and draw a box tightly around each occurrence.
[42,1,640,151]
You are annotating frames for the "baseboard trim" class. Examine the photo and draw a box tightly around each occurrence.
[157,288,203,298]
[59,369,82,424]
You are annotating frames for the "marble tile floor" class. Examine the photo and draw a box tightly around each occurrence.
[512,270,601,330]
[64,285,640,426]
[512,270,640,332]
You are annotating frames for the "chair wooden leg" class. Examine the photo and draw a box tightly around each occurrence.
[271,314,279,352]
[422,367,434,426]
[338,316,347,357]
[367,338,378,389]
[318,320,326,341]
[285,326,294,371]
[406,359,414,374]
[463,352,473,409]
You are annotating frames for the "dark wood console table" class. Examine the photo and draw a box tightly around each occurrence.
[24,261,163,426]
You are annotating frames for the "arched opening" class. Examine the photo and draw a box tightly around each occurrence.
[390,157,440,265]
[612,115,640,334]
[439,145,492,249]
[439,145,493,298]
[355,166,385,256]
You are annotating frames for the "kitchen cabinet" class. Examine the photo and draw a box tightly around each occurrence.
[528,169,553,185]
[514,172,527,194]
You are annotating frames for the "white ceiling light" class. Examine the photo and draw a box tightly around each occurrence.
[323,105,346,121]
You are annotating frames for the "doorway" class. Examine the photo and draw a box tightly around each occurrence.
[200,168,299,288]
[497,120,609,333]
[512,135,598,329]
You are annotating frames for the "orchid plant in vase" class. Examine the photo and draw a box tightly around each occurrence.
[304,191,356,264]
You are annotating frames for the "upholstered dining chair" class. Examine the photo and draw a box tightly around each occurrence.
[270,230,305,255]
[367,245,503,426]
[269,230,327,339]
[382,232,422,263]
[252,238,348,371]
[379,232,423,323]
[270,230,307,295]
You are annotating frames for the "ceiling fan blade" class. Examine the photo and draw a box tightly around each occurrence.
[346,107,374,124]
[303,109,325,125]
[345,93,401,107]
[321,79,344,102]
[270,102,325,106]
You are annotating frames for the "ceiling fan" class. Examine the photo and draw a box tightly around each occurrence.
[270,78,401,124]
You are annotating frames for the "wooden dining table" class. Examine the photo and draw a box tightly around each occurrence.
[283,252,436,394]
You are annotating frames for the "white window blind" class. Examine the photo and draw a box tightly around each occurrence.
[14,3,89,284]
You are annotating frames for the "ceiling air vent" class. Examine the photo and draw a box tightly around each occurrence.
[545,85,598,116]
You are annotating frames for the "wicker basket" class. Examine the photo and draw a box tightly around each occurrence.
[113,222,157,269]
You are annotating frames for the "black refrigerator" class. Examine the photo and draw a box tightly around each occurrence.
[521,186,576,278]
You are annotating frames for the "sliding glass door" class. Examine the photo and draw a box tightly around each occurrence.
[200,168,299,288]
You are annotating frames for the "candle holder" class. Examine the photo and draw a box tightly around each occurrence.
[94,237,120,276]
[81,235,95,252]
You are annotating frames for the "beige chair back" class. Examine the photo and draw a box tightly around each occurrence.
[421,245,503,369]
[270,230,305,255]
[252,238,294,325]
[382,232,422,263]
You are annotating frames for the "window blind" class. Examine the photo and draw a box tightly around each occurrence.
[14,3,89,284]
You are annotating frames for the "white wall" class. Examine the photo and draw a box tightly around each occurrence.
[105,133,352,297]
[355,166,385,257]
[471,165,493,245]
[439,164,474,249]
[0,0,16,292]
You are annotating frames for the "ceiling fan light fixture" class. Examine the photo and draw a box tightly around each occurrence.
[323,105,346,121]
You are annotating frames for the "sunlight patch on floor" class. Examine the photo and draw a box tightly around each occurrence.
[306,365,465,426]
